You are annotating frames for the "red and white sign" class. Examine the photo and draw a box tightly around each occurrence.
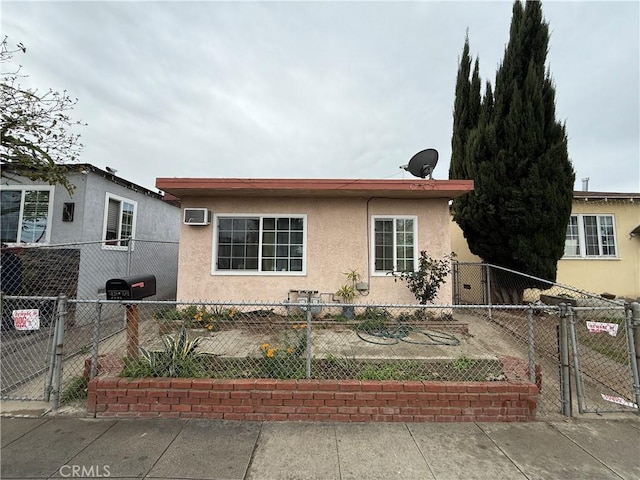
[601,394,638,409]
[586,321,619,337]
[13,309,40,331]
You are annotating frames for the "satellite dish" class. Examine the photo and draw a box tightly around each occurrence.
[402,148,438,179]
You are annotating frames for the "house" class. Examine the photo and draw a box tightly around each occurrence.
[154,177,473,305]
[450,191,640,299]
[0,164,181,300]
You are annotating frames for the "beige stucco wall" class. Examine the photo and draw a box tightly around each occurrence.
[449,199,640,299]
[177,196,453,305]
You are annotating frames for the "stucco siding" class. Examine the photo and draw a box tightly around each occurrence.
[558,200,639,298]
[177,196,453,304]
[450,199,640,299]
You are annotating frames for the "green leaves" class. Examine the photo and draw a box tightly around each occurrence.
[137,327,203,377]
[392,251,452,305]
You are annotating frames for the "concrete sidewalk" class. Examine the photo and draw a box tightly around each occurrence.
[1,413,639,480]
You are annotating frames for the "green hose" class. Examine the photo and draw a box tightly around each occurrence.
[355,321,460,346]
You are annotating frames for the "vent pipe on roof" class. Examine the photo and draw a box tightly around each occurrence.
[581,177,589,191]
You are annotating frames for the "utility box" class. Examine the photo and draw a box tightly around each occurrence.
[105,274,156,300]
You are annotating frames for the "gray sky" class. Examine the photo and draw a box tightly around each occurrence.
[3,1,639,194]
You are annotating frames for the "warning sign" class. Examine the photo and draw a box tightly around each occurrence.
[586,321,619,337]
[13,309,40,331]
[601,394,638,409]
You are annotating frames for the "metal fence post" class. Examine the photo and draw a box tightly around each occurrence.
[44,301,60,402]
[52,295,68,410]
[627,302,640,411]
[558,303,572,417]
[90,301,103,379]
[485,265,492,320]
[305,292,312,379]
[126,237,133,275]
[567,305,586,414]
[527,306,536,384]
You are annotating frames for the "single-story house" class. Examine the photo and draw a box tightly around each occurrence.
[155,178,474,305]
[450,191,640,299]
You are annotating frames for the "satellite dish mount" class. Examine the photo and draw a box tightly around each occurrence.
[401,148,439,179]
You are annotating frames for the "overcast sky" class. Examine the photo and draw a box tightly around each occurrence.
[3,1,639,194]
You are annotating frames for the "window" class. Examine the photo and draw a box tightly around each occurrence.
[214,214,306,274]
[564,214,617,258]
[372,216,417,273]
[0,186,54,244]
[102,193,137,249]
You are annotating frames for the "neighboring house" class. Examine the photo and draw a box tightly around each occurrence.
[154,177,473,305]
[450,191,640,299]
[1,164,181,300]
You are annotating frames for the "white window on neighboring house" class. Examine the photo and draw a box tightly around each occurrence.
[0,186,54,244]
[564,214,617,258]
[102,193,137,249]
[371,216,417,274]
[213,214,306,274]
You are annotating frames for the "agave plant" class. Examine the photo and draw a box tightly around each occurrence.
[140,327,203,377]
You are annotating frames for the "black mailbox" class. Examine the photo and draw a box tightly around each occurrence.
[105,274,156,300]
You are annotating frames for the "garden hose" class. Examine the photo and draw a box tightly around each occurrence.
[355,321,460,346]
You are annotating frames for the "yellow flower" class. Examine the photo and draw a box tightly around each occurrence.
[207,325,214,330]
[300,323,307,329]
[261,343,269,350]
[266,349,275,358]
[286,347,294,354]
[292,324,298,330]
[229,308,236,317]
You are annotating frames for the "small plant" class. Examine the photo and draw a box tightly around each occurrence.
[335,284,355,302]
[125,327,205,378]
[259,324,308,379]
[453,354,475,372]
[61,376,88,403]
[391,251,453,304]
[336,269,361,302]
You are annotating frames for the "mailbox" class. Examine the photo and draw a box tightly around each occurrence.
[105,274,156,300]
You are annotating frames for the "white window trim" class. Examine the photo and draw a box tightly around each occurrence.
[0,185,54,244]
[370,215,418,276]
[563,213,618,259]
[102,192,137,251]
[211,213,307,276]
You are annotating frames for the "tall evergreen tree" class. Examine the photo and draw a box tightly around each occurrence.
[449,1,575,303]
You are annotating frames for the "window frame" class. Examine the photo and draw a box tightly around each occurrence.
[370,215,418,276]
[102,193,137,250]
[212,213,307,276]
[0,185,54,244]
[563,213,618,259]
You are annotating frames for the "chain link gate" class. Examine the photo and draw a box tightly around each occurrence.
[563,303,640,414]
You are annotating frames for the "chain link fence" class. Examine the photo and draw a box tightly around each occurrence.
[452,262,639,416]
[2,259,638,420]
[0,239,178,301]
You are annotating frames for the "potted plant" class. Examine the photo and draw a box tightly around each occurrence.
[336,269,360,319]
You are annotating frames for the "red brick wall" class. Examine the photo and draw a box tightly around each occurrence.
[87,376,538,422]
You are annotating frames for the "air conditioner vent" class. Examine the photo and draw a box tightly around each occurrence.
[183,208,210,225]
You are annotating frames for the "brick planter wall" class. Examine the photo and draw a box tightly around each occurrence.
[87,357,539,422]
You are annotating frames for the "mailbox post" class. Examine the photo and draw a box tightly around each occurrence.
[105,275,156,358]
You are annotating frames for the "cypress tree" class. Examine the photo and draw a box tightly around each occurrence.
[450,0,575,303]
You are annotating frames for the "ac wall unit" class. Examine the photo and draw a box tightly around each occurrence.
[183,208,211,225]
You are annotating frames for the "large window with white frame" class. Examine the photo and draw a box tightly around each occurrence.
[0,186,54,244]
[213,214,306,274]
[102,193,137,249]
[371,216,417,274]
[564,214,617,258]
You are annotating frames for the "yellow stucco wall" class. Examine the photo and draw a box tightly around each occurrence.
[177,196,453,305]
[450,199,640,299]
[558,200,640,298]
